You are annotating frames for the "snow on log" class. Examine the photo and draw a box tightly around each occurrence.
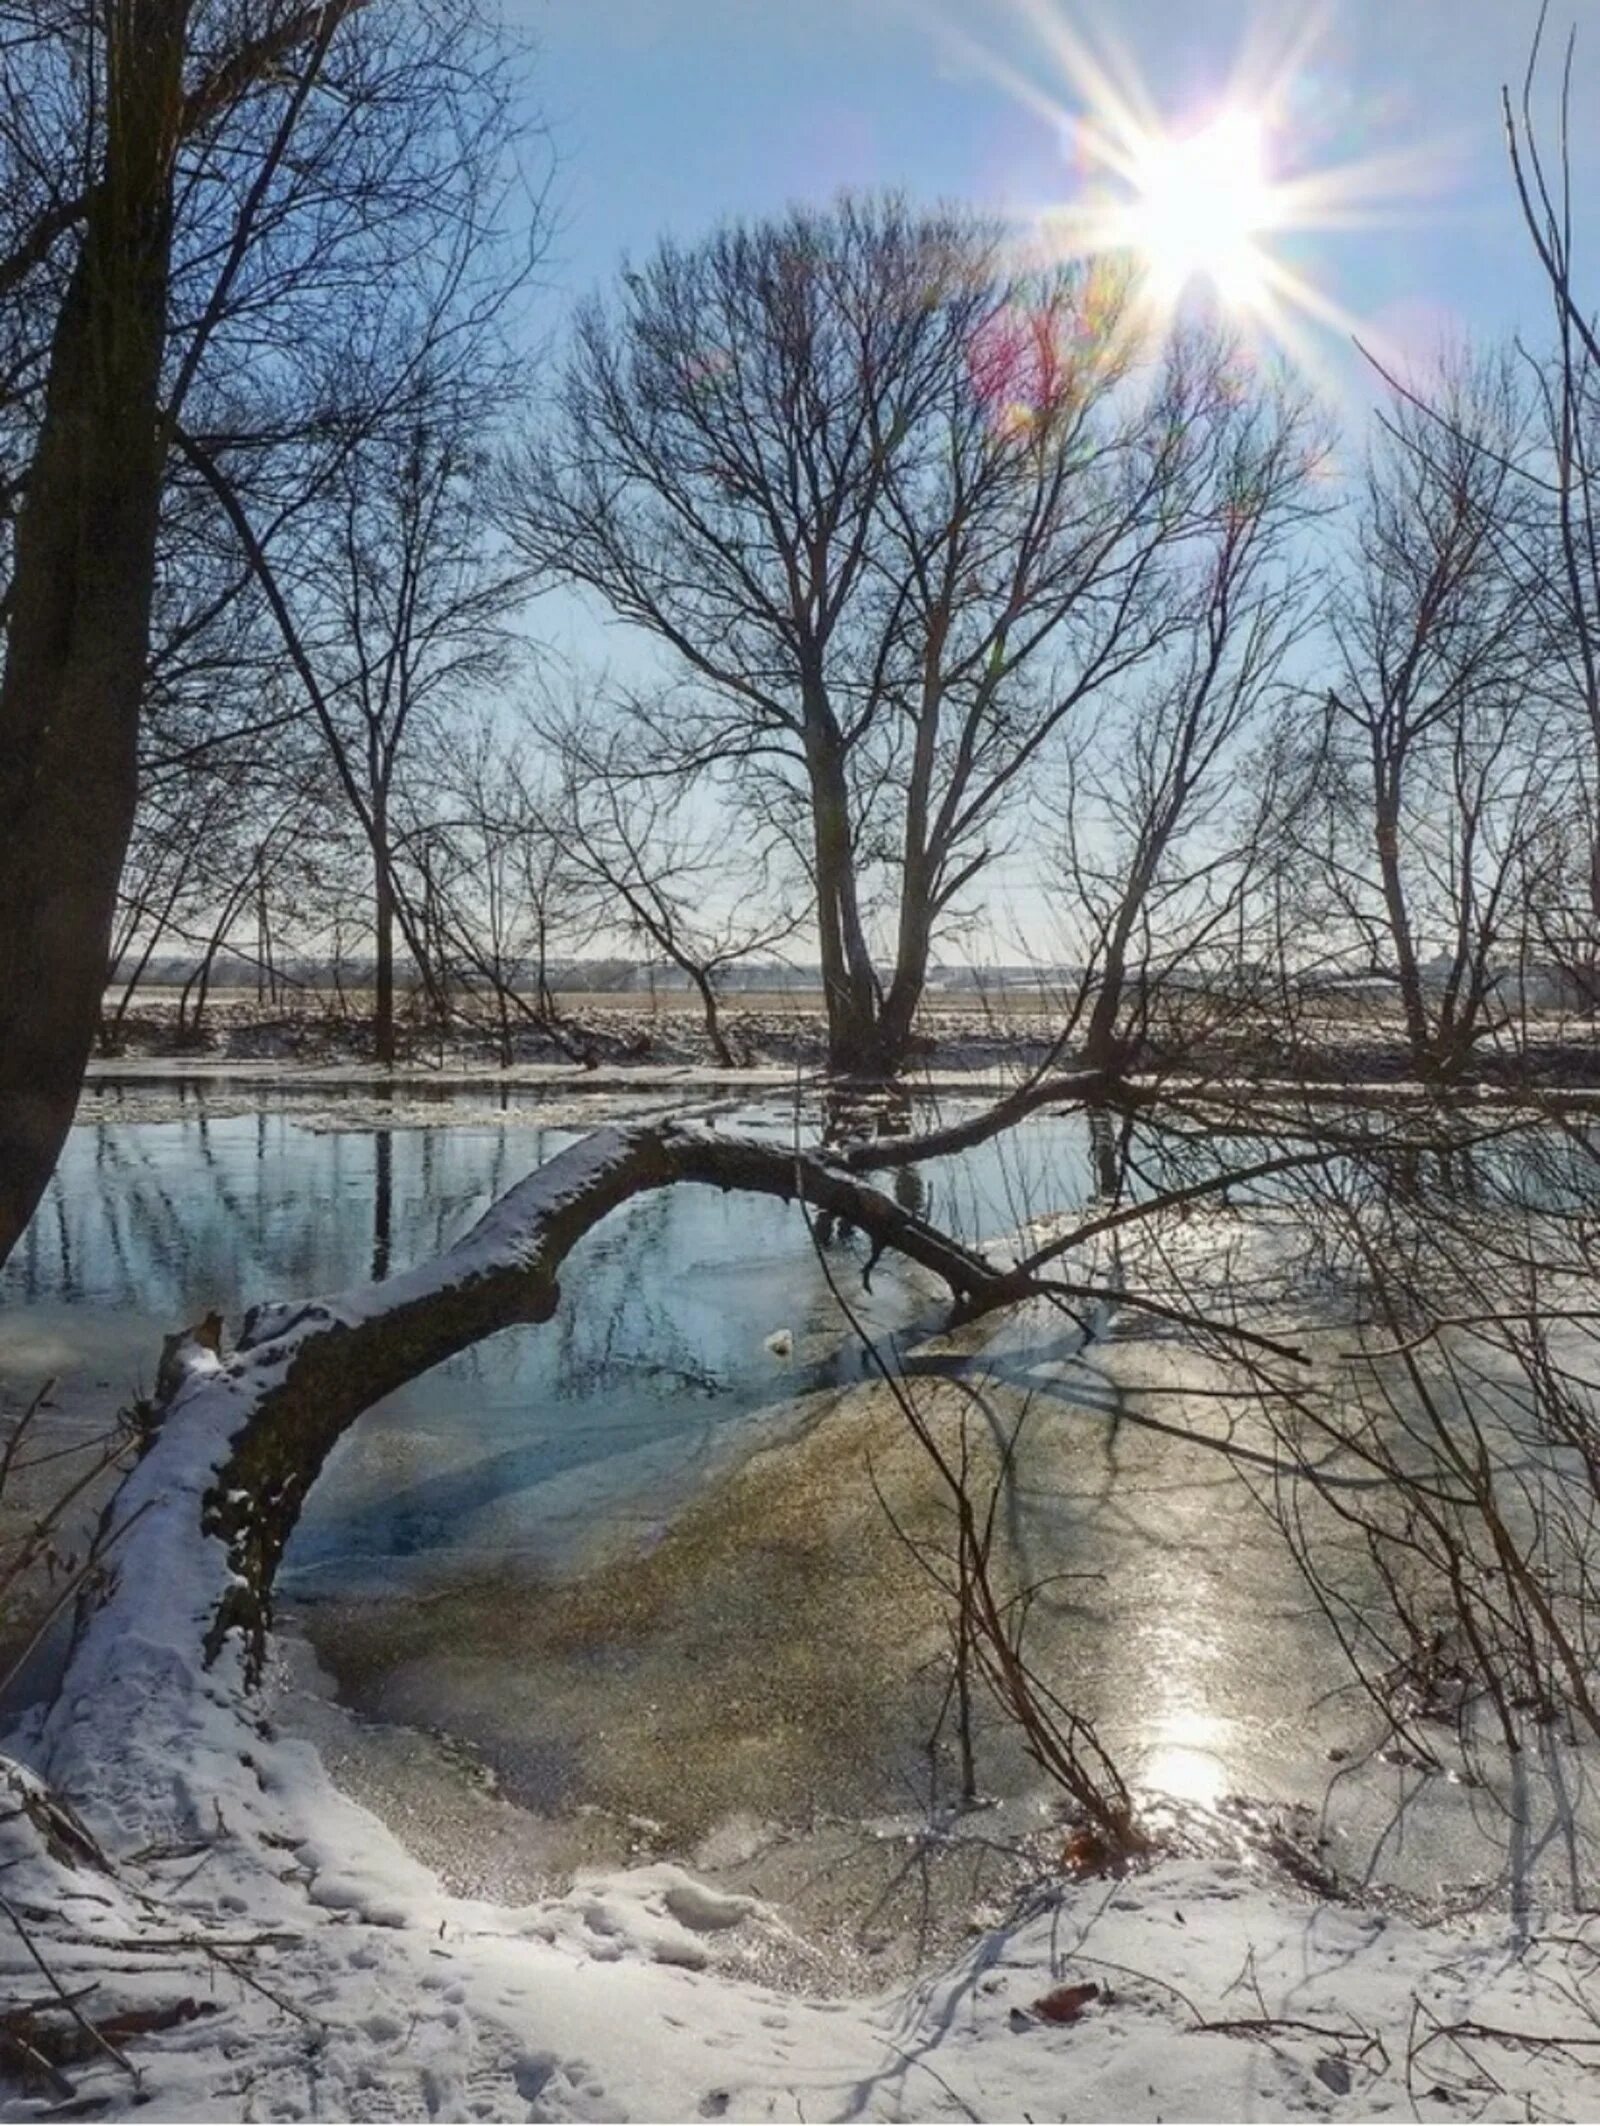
[25,1121,1012,1837]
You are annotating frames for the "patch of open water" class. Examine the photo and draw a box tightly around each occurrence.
[2,1091,1102,1584]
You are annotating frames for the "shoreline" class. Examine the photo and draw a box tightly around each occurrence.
[70,1053,1600,1134]
[78,982,1600,1096]
[281,1295,1591,1945]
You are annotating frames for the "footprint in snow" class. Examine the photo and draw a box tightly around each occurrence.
[512,2052,617,2122]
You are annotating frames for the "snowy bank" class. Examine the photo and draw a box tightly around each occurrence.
[4,1118,1597,2120]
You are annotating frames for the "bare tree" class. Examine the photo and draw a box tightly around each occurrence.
[1047,382,1319,1073]
[171,191,541,1057]
[1309,357,1548,1079]
[1327,18,1600,1047]
[0,0,216,1269]
[1501,15,1600,984]
[0,0,538,1266]
[102,780,234,1053]
[415,715,595,1065]
[282,386,526,1061]
[501,198,1317,1079]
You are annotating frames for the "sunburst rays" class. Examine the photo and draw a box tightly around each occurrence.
[932,1,1456,390]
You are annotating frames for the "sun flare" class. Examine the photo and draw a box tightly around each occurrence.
[934,3,1453,381]
[1123,107,1276,311]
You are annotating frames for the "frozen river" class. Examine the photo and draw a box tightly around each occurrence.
[6,1081,1597,1957]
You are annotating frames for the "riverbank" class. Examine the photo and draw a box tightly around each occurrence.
[10,1309,1600,2121]
[86,986,1600,1096]
[8,1079,1600,2117]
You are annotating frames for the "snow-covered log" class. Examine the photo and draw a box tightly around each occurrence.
[25,1123,1015,1827]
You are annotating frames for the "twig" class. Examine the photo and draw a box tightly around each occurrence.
[0,1894,140,2090]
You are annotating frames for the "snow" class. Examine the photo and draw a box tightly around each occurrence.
[6,1349,1600,2124]
[7,1120,1600,2119]
[8,1713,1600,2125]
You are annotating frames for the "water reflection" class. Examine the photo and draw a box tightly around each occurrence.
[11,1089,1591,1603]
[6,1098,1100,1592]
[373,1121,393,1283]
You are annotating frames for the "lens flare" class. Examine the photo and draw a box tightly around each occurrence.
[931,2,1455,384]
[1123,108,1276,311]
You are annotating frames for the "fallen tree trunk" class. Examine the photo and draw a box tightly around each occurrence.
[92,1124,1009,1691]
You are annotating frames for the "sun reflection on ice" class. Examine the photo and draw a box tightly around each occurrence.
[1141,1705,1233,1808]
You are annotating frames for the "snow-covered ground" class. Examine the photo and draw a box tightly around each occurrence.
[10,1729,1600,2122]
[7,1115,1600,2120]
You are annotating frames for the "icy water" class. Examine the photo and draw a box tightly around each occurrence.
[6,1083,1599,1958]
[0,1087,1109,1589]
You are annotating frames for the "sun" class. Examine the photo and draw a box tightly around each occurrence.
[928,4,1454,380]
[1122,107,1276,312]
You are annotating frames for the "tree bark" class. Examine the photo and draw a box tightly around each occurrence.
[1082,905,1144,1076]
[875,863,934,1078]
[689,965,736,1069]
[0,0,190,1269]
[1373,791,1438,1077]
[372,823,396,1066]
[805,724,885,1077]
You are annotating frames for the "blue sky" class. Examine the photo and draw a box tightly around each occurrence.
[522,0,1600,398]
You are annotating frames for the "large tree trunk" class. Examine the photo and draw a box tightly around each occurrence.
[874,654,944,1078]
[804,717,883,1078]
[373,832,397,1066]
[1082,899,1145,1075]
[688,964,736,1068]
[0,0,188,1270]
[1081,821,1175,1075]
[875,882,933,1078]
[1373,789,1437,1077]
[811,799,888,1071]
